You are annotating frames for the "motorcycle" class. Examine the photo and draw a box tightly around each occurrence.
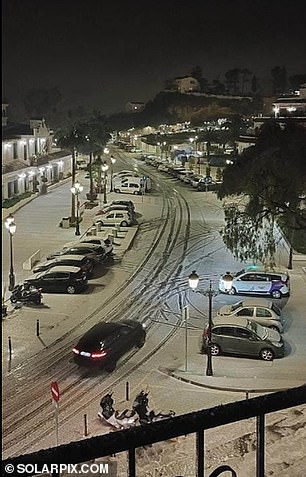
[132,390,175,424]
[98,393,139,430]
[10,284,43,305]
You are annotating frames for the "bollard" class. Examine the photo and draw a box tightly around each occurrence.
[36,319,40,337]
[84,413,88,437]
[246,391,249,400]
[8,336,12,359]
[112,228,117,238]
[126,381,130,401]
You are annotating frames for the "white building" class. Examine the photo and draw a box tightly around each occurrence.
[173,76,201,94]
[2,104,72,202]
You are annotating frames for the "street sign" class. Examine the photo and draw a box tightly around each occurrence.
[51,381,60,402]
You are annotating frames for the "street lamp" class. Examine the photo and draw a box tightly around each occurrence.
[188,270,218,377]
[5,214,17,290]
[70,181,84,235]
[101,162,109,204]
[110,155,116,192]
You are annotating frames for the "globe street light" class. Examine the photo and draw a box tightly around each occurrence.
[101,162,109,204]
[5,214,17,290]
[189,270,218,377]
[70,181,84,235]
[110,155,116,192]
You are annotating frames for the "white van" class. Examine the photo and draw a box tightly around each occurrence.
[113,176,151,194]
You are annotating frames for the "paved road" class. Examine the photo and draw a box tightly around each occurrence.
[2,152,306,459]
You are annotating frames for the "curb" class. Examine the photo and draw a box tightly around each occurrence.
[158,366,304,394]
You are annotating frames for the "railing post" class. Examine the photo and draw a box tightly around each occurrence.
[256,413,265,477]
[128,448,136,477]
[196,429,204,477]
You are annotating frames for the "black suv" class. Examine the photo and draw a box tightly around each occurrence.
[25,266,88,294]
[73,320,146,371]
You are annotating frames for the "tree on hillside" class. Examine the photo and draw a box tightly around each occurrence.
[190,65,208,92]
[225,68,241,95]
[271,66,287,95]
[240,68,252,95]
[218,121,306,264]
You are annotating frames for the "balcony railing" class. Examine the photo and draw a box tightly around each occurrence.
[2,384,305,477]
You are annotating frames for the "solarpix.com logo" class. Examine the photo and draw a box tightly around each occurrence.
[3,462,117,476]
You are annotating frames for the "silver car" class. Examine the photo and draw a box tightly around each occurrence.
[216,298,284,333]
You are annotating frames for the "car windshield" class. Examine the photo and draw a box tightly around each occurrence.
[235,269,246,277]
[246,320,266,339]
[231,301,243,311]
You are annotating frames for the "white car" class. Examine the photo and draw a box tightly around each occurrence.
[219,267,290,299]
[95,210,132,227]
[216,298,284,333]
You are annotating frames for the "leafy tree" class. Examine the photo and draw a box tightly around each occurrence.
[225,68,241,94]
[210,78,226,94]
[271,66,287,94]
[218,121,306,263]
[251,75,258,94]
[240,68,252,95]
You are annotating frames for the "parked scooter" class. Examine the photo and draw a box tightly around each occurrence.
[132,390,175,424]
[10,284,42,305]
[98,393,139,430]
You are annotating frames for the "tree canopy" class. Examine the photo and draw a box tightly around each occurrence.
[218,121,306,263]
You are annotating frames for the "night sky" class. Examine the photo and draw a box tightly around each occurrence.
[2,0,306,116]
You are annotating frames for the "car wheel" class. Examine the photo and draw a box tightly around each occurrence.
[210,343,221,356]
[67,285,76,294]
[114,189,119,193]
[120,221,128,227]
[10,296,17,304]
[229,286,237,295]
[105,361,116,372]
[259,348,274,361]
[271,290,281,299]
[34,297,42,305]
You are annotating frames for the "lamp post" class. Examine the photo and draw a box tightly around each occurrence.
[70,181,84,235]
[101,162,109,204]
[189,270,217,377]
[110,155,116,192]
[5,214,16,290]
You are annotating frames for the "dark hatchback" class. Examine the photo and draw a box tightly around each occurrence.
[25,266,88,294]
[73,320,146,371]
[33,254,95,276]
[47,243,106,262]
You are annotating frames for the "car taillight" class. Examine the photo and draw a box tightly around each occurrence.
[72,348,80,355]
[91,350,107,359]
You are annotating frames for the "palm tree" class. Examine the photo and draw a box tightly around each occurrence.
[56,127,87,223]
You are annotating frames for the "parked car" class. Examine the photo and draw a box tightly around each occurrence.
[33,254,95,276]
[219,267,290,299]
[201,316,284,361]
[96,205,131,216]
[216,299,284,333]
[25,266,88,294]
[73,319,146,371]
[95,210,133,227]
[62,238,113,258]
[47,243,107,262]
